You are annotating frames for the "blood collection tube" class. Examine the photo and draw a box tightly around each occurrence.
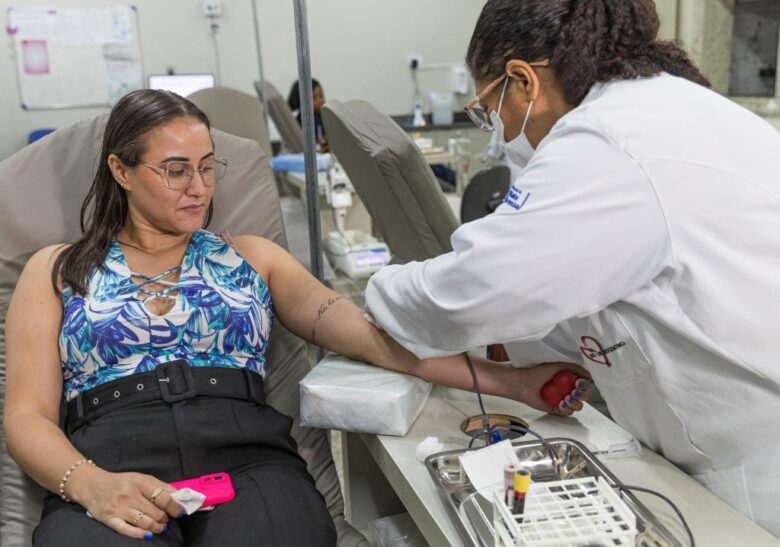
[504,463,518,505]
[513,468,532,521]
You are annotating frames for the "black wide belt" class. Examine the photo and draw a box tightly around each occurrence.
[65,360,265,435]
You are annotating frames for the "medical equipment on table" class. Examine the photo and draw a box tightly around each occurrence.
[323,161,390,279]
[458,353,561,480]
[425,439,680,547]
[504,463,518,505]
[510,468,531,518]
[461,414,529,442]
[494,476,637,546]
[446,353,694,547]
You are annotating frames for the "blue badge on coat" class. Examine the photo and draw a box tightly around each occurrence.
[503,184,531,211]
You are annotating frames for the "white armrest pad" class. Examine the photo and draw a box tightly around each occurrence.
[300,355,432,436]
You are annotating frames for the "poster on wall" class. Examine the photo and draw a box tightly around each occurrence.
[5,5,143,109]
[21,39,50,74]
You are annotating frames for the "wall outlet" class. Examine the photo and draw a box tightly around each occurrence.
[451,64,470,95]
[407,54,423,70]
[202,0,222,17]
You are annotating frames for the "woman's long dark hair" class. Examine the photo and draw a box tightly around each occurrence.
[466,0,710,106]
[52,90,213,295]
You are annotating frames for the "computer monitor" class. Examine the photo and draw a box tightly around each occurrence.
[147,73,216,98]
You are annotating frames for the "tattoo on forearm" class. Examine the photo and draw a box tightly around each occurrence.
[311,296,345,344]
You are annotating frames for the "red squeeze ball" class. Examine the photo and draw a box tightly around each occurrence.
[540,371,578,407]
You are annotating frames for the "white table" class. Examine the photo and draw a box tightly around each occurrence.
[342,386,779,546]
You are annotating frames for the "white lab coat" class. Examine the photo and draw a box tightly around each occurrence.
[366,73,780,536]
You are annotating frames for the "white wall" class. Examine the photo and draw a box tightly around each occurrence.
[0,0,485,161]
[655,0,679,40]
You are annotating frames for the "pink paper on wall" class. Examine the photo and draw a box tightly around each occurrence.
[21,39,50,75]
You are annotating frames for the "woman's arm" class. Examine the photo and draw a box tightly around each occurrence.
[4,247,178,539]
[3,246,88,495]
[234,236,588,413]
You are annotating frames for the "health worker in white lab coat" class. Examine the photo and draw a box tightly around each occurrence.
[365,0,780,537]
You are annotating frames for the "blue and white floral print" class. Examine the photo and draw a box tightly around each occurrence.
[59,230,274,401]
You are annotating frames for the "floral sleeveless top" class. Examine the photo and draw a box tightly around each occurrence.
[59,230,274,402]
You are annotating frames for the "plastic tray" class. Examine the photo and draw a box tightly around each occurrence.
[494,476,637,546]
[424,438,680,547]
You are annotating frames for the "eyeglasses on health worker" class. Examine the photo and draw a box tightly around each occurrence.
[365,0,780,538]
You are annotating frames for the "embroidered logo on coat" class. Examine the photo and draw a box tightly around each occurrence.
[502,184,531,211]
[579,336,626,367]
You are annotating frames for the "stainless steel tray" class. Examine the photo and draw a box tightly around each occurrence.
[425,437,681,547]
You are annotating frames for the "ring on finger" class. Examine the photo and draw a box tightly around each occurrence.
[131,510,144,526]
[149,486,165,504]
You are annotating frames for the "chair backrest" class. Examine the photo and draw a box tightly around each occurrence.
[460,164,511,223]
[322,100,459,263]
[187,86,273,159]
[254,80,305,154]
[0,115,366,546]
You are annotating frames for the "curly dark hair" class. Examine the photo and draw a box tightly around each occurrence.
[466,0,710,105]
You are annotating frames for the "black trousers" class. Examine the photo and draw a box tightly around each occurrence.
[33,396,337,546]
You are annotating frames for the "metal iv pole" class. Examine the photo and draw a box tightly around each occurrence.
[249,0,270,129]
[293,0,325,283]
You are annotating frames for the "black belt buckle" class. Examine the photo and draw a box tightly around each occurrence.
[155,360,198,403]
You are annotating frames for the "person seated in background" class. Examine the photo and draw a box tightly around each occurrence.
[287,78,328,152]
[4,89,588,546]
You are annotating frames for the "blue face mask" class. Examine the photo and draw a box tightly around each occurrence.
[490,78,536,168]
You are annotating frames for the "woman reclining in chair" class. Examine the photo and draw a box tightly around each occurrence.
[4,90,588,546]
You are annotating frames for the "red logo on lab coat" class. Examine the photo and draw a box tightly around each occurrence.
[579,336,613,367]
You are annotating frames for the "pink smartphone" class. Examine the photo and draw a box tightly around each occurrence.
[170,472,236,509]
